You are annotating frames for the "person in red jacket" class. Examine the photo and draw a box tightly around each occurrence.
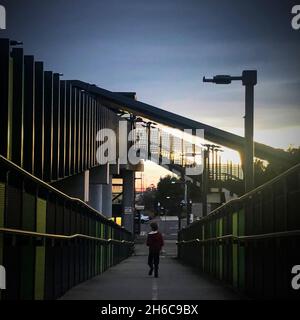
[146,222,164,278]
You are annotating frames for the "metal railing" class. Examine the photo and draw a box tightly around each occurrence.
[178,163,300,299]
[0,156,133,300]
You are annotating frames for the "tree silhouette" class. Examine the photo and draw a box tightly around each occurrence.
[255,146,300,187]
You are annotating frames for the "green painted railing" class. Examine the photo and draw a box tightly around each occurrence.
[0,156,133,300]
[178,163,300,299]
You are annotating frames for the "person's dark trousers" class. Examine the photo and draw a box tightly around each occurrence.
[148,251,160,277]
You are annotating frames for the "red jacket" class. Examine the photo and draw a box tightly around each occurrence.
[147,231,164,253]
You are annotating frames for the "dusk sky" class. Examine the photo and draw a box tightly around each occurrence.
[1,0,299,185]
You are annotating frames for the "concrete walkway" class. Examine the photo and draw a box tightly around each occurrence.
[61,242,239,300]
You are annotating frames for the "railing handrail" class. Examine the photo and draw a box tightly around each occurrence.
[177,230,300,244]
[0,227,135,245]
[183,162,300,230]
[0,155,130,234]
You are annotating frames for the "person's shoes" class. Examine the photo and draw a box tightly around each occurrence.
[148,268,153,276]
[154,270,158,278]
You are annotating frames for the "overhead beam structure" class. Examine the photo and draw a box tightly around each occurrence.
[71,80,291,165]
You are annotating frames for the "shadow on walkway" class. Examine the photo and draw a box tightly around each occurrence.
[61,242,240,300]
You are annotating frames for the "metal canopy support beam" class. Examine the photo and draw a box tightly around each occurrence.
[80,90,85,172]
[0,39,11,159]
[52,73,60,181]
[70,80,291,165]
[59,81,66,179]
[75,88,81,173]
[11,48,24,167]
[65,82,72,177]
[44,71,53,182]
[23,55,35,174]
[34,62,44,179]
[70,87,76,176]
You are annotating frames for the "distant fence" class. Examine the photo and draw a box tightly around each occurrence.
[0,156,133,300]
[178,163,300,299]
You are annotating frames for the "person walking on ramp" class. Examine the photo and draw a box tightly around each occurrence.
[146,222,164,278]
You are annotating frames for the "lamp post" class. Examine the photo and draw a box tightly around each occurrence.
[203,70,257,193]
